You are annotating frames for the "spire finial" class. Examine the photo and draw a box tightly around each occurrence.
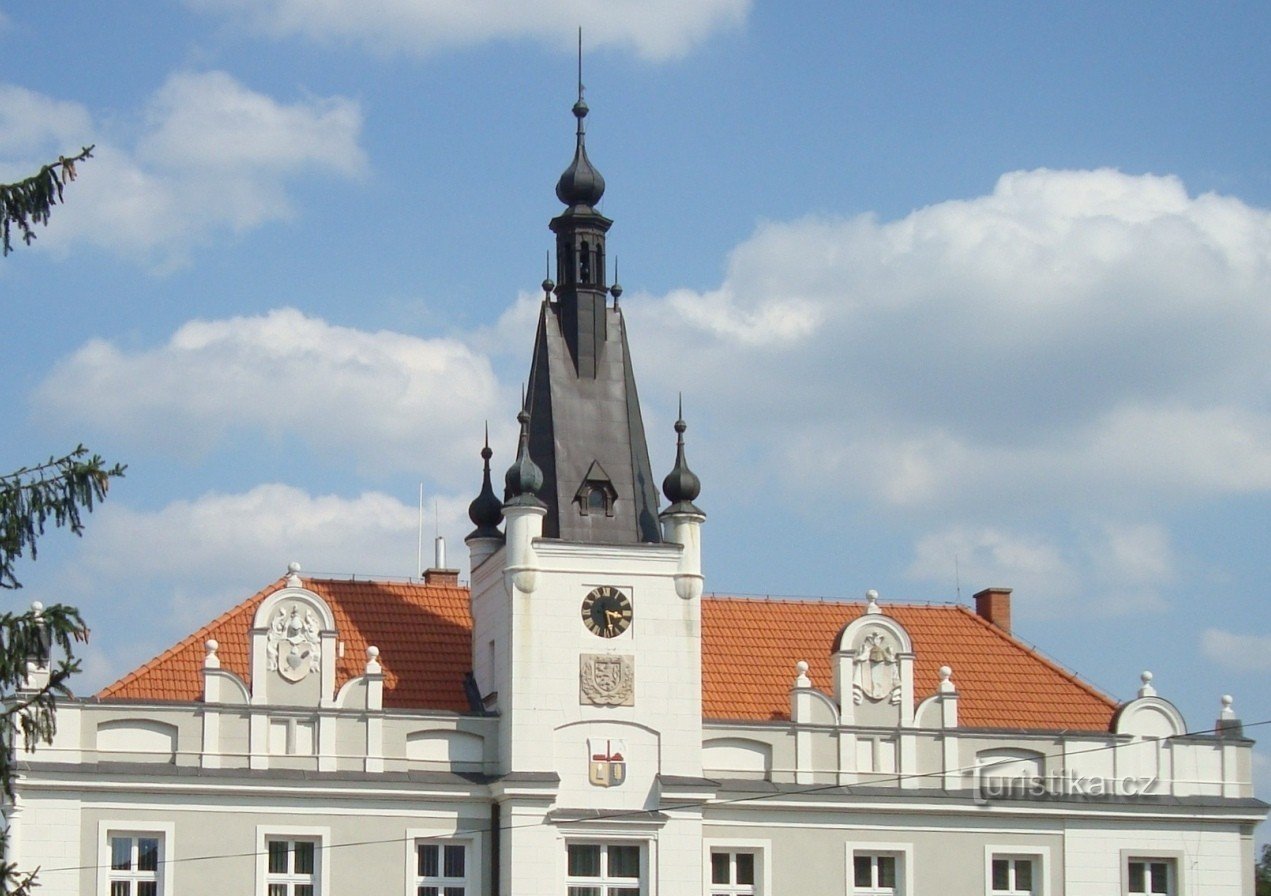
[542,250,555,299]
[556,31,604,209]
[661,396,702,513]
[609,257,622,306]
[467,421,503,540]
[504,388,545,506]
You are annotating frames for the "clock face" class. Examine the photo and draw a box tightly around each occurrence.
[581,586,633,638]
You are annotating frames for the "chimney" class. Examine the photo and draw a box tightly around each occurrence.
[423,535,460,586]
[973,587,1012,633]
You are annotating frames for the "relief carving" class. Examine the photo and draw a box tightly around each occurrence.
[266,604,321,683]
[852,629,901,705]
[579,653,635,707]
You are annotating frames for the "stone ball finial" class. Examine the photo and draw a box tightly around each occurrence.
[796,660,809,675]
[31,600,43,613]
[1137,670,1156,698]
[1221,694,1233,708]
[206,639,218,653]
[288,561,301,574]
[367,646,380,660]
[939,665,952,681]
[1141,670,1153,685]
[865,589,881,614]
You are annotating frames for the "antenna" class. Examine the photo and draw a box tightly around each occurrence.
[417,483,425,578]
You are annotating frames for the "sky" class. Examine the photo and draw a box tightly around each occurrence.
[2,1,1269,826]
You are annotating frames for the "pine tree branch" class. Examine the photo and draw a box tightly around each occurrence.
[0,145,94,256]
[0,446,125,589]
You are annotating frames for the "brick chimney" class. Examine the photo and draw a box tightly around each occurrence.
[423,568,460,586]
[973,587,1012,633]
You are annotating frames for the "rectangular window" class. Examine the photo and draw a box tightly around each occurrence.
[108,835,161,896]
[990,857,1035,895]
[265,839,318,896]
[566,843,642,896]
[417,841,468,896]
[853,853,898,895]
[710,849,756,896]
[1127,859,1174,895]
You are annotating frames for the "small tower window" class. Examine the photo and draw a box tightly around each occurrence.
[579,240,591,284]
[574,461,618,518]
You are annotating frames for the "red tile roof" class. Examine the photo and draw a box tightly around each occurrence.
[98,577,473,711]
[98,580,1116,731]
[701,597,1116,731]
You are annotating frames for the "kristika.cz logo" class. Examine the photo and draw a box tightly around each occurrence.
[974,766,1158,805]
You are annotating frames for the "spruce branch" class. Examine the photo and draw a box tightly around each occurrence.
[0,445,125,589]
[0,145,94,256]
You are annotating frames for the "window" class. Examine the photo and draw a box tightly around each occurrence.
[710,850,756,896]
[566,843,642,896]
[417,841,468,896]
[853,854,898,895]
[108,835,160,896]
[990,857,1035,894]
[266,839,318,896]
[1127,859,1174,895]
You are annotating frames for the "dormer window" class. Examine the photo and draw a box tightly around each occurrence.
[574,461,618,518]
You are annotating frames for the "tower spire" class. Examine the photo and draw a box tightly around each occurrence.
[516,66,661,544]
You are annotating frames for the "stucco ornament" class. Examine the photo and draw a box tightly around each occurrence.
[579,653,635,706]
[267,604,322,682]
[852,630,901,705]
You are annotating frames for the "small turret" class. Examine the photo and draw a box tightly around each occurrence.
[466,424,504,540]
[659,403,706,600]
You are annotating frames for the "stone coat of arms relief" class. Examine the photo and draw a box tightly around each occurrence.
[266,603,322,683]
[852,629,901,705]
[579,653,635,706]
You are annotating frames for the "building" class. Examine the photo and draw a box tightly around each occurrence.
[9,87,1265,896]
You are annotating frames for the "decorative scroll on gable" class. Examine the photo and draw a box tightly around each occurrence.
[832,591,916,727]
[249,563,338,708]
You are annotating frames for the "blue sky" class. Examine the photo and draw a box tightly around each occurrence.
[3,2,1269,819]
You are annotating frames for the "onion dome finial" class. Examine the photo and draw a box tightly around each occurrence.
[554,35,605,209]
[504,398,545,507]
[467,423,504,540]
[661,394,702,514]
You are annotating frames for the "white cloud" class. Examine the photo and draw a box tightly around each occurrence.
[1200,629,1271,673]
[905,521,1174,618]
[629,169,1271,517]
[186,0,750,62]
[0,73,365,266]
[35,307,507,480]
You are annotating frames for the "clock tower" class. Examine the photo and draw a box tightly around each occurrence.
[464,80,708,896]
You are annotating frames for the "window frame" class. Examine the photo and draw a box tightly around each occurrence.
[845,842,912,896]
[982,845,1048,896]
[703,838,770,896]
[97,821,174,896]
[256,825,329,896]
[563,838,649,896]
[1120,851,1183,896]
[404,829,482,896]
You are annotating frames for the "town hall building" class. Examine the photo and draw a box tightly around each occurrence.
[9,86,1265,896]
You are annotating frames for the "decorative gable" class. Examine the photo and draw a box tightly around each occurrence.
[249,565,338,707]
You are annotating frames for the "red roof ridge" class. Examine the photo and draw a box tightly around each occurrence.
[950,604,1118,711]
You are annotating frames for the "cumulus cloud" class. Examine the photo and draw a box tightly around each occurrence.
[44,484,475,692]
[1200,629,1271,673]
[35,307,507,480]
[0,72,364,266]
[629,169,1271,518]
[186,0,749,62]
[904,520,1173,618]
